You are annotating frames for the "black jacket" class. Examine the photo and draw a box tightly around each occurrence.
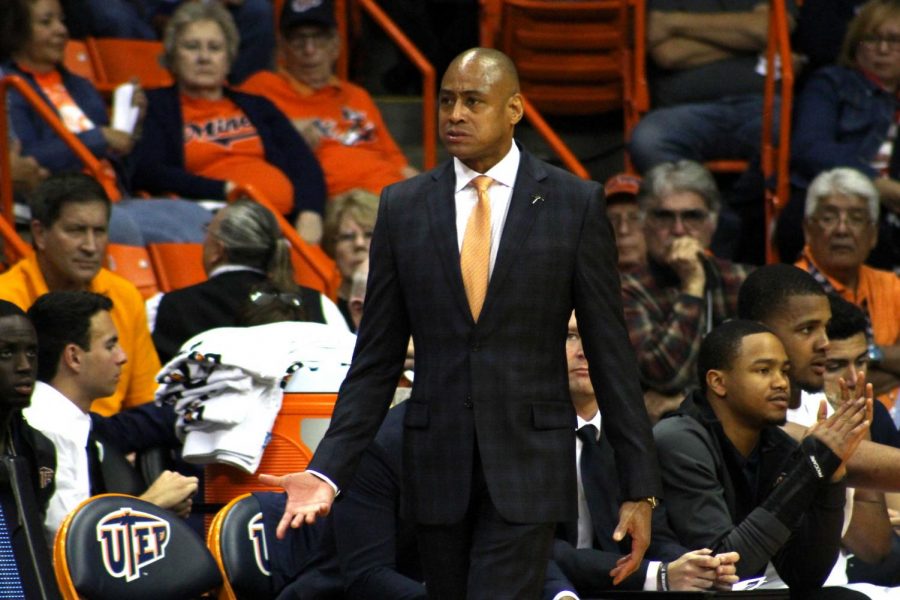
[653,389,846,589]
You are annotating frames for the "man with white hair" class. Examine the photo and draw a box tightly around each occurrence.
[795,167,900,408]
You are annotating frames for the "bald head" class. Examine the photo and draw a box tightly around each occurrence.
[446,48,520,95]
[439,47,524,173]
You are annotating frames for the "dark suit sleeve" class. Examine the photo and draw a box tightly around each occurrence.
[333,435,425,600]
[542,556,576,600]
[572,183,661,499]
[308,186,411,489]
[551,538,650,594]
[90,403,180,453]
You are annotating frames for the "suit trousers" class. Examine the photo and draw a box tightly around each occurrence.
[415,442,556,599]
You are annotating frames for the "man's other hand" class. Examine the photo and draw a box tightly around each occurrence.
[258,471,336,539]
[609,499,652,584]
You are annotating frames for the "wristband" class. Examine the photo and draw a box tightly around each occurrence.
[658,561,669,591]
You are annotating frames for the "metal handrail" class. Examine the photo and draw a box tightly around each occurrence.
[352,0,437,170]
[761,0,794,264]
[0,74,120,225]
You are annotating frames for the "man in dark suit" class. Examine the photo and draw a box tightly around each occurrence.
[545,312,739,598]
[151,200,344,363]
[262,47,661,598]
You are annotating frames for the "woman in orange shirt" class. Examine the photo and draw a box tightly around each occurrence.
[134,2,326,244]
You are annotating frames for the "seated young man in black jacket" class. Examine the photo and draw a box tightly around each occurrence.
[654,319,869,595]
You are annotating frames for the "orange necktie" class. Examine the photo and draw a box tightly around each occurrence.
[460,175,493,321]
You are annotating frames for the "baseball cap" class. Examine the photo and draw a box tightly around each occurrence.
[281,0,336,31]
[604,173,641,200]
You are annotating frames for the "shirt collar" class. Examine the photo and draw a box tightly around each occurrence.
[453,142,521,193]
[26,381,92,433]
[208,264,265,279]
[576,410,602,439]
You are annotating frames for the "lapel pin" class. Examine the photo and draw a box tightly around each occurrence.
[531,194,544,205]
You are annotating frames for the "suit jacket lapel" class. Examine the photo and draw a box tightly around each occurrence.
[479,151,547,324]
[426,161,472,321]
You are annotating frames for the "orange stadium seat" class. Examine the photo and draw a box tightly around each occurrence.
[147,242,207,293]
[105,244,159,300]
[494,0,627,115]
[203,393,336,525]
[86,38,174,94]
[63,40,98,84]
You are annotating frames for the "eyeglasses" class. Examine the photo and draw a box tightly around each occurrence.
[248,291,303,308]
[859,34,900,52]
[810,209,871,230]
[608,211,643,229]
[285,30,335,50]
[334,230,374,245]
[646,208,709,229]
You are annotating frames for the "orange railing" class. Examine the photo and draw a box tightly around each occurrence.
[351,0,437,170]
[478,0,591,179]
[521,98,590,179]
[761,0,794,264]
[0,75,120,224]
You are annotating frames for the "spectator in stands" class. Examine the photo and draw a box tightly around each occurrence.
[63,0,273,85]
[0,300,57,595]
[0,173,160,415]
[149,199,345,365]
[133,1,327,243]
[4,0,211,244]
[824,295,900,593]
[783,0,900,267]
[604,173,647,272]
[736,264,896,596]
[794,169,900,408]
[546,311,739,597]
[240,0,417,199]
[628,0,796,173]
[655,319,865,593]
[621,161,752,404]
[25,291,197,543]
[0,0,49,194]
[322,189,379,332]
[6,0,143,179]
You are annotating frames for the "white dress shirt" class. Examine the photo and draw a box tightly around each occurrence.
[23,382,93,544]
[452,143,521,275]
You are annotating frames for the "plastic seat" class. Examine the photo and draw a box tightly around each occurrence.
[53,494,221,600]
[63,40,98,84]
[494,0,626,115]
[105,244,159,300]
[207,493,277,600]
[86,38,173,94]
[204,394,336,519]
[147,242,207,293]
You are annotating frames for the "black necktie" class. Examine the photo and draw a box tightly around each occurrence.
[86,431,106,497]
[577,424,620,552]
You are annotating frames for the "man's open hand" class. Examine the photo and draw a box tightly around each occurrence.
[258,471,336,539]
[609,499,652,584]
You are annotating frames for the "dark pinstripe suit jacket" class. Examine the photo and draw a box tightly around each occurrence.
[310,148,661,525]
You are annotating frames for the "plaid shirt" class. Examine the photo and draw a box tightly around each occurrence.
[621,257,752,394]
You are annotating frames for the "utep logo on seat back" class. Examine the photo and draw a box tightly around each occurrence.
[96,507,171,582]
[247,513,271,576]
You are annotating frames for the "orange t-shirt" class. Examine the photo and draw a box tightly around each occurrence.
[239,70,409,197]
[31,69,96,133]
[180,94,294,215]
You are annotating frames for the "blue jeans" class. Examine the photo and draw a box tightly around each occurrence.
[628,94,780,173]
[109,199,212,246]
